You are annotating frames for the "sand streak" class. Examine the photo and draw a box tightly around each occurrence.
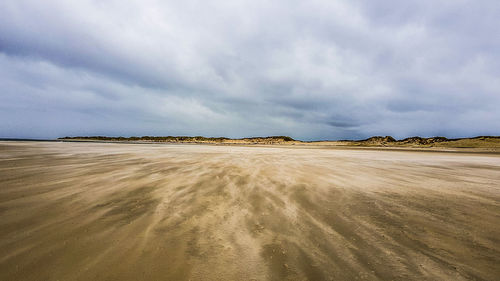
[1,141,500,280]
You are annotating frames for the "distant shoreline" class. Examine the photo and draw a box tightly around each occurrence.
[2,137,500,154]
[54,135,500,151]
[57,135,499,144]
[2,135,500,150]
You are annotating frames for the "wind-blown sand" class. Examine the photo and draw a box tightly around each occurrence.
[1,141,499,281]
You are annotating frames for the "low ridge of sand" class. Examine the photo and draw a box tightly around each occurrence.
[1,141,499,280]
[58,135,500,152]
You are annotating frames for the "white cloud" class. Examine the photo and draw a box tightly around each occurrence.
[1,0,499,139]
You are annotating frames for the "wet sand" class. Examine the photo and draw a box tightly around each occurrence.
[1,141,499,281]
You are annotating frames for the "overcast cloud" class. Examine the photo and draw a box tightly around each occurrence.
[1,0,499,140]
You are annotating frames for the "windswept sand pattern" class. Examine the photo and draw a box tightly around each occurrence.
[1,142,500,281]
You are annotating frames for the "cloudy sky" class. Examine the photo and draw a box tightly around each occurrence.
[1,0,499,140]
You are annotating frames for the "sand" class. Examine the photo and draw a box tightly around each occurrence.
[1,141,499,281]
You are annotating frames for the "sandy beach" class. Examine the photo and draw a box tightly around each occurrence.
[1,141,499,280]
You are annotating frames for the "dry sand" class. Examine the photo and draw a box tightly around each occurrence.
[1,141,500,281]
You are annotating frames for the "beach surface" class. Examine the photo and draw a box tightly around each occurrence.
[1,141,499,280]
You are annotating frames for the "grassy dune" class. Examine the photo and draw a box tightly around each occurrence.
[1,141,499,280]
[59,135,500,150]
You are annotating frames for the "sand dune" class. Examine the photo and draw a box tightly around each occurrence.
[1,141,500,280]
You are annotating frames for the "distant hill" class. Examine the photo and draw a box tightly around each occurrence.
[59,135,296,144]
[58,135,500,149]
[348,135,500,148]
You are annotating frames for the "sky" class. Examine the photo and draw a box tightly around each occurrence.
[1,0,499,140]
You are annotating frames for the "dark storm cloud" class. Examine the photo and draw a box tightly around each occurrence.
[1,0,499,140]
